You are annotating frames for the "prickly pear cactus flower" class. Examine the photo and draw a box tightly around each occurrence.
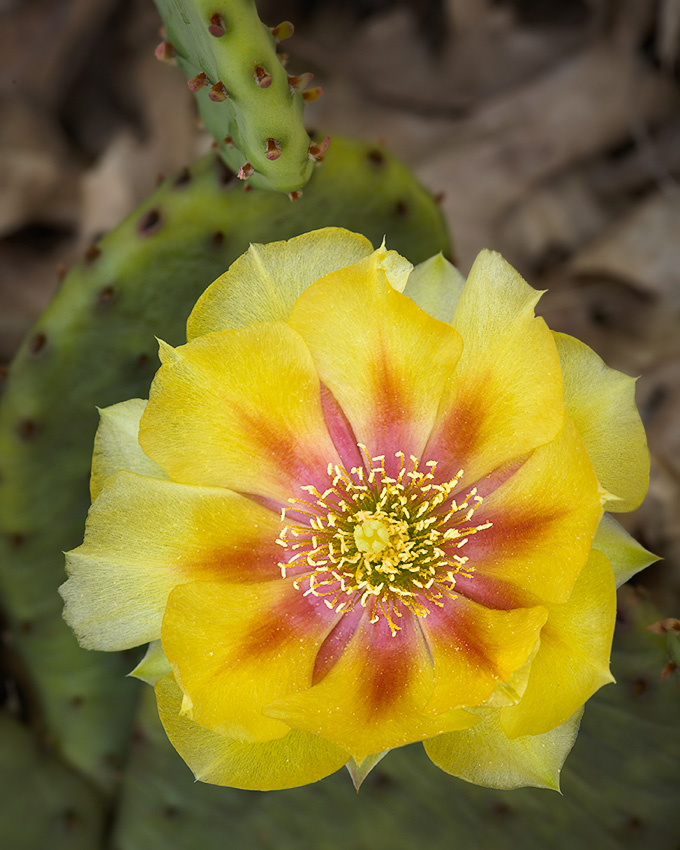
[60,227,655,792]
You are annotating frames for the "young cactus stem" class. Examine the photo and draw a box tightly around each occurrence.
[153,0,318,193]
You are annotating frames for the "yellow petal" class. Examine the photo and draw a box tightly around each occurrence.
[186,228,374,340]
[288,248,464,462]
[265,613,478,763]
[425,250,564,485]
[60,472,282,650]
[90,399,166,499]
[155,674,348,790]
[129,639,171,685]
[553,331,649,512]
[424,706,582,790]
[402,253,465,323]
[421,598,548,714]
[139,323,340,504]
[500,549,616,738]
[457,416,602,605]
[162,580,339,743]
[592,512,659,588]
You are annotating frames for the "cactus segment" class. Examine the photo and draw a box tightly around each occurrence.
[113,596,680,849]
[0,712,105,850]
[153,0,316,193]
[0,135,450,789]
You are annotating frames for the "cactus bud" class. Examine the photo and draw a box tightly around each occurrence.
[187,72,209,92]
[254,65,272,88]
[238,161,254,180]
[302,87,323,103]
[154,40,176,62]
[208,13,226,37]
[288,72,314,93]
[308,136,331,161]
[271,21,295,41]
[265,138,282,161]
[208,81,229,102]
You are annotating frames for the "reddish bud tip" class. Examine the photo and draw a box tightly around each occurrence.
[288,72,313,93]
[155,40,176,61]
[243,183,254,193]
[223,135,234,147]
[302,86,323,103]
[308,135,331,161]
[84,244,101,263]
[208,13,226,37]
[288,190,303,201]
[266,138,282,160]
[661,661,678,681]
[271,21,294,41]
[209,81,229,102]
[238,161,254,180]
[254,66,272,88]
[187,72,209,92]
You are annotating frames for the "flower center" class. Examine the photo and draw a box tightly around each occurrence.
[276,445,491,635]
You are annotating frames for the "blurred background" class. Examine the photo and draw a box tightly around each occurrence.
[1,0,679,847]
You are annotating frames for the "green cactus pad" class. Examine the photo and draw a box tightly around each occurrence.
[0,711,105,850]
[112,595,680,850]
[0,136,450,790]
[154,0,316,193]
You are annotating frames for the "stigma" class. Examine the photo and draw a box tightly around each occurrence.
[276,445,492,636]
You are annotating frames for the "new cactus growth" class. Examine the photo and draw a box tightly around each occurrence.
[0,136,450,789]
[154,0,319,193]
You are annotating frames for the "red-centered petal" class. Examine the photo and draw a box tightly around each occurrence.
[425,250,564,485]
[421,597,548,715]
[155,675,349,791]
[500,549,616,738]
[162,579,340,743]
[139,323,340,503]
[461,416,602,604]
[264,611,478,762]
[60,472,282,651]
[288,248,464,468]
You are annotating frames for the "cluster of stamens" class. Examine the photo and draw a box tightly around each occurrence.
[275,446,492,636]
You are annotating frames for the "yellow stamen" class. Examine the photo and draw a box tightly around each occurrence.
[276,447,491,636]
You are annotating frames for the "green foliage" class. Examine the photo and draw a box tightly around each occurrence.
[154,0,318,193]
[0,712,105,850]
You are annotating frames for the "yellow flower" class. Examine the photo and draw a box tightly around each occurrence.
[60,228,656,792]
